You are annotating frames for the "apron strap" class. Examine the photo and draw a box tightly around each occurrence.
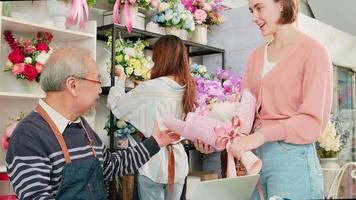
[36,104,72,164]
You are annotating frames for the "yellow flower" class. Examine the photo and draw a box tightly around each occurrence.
[125,67,134,75]
[128,58,141,69]
[115,55,124,63]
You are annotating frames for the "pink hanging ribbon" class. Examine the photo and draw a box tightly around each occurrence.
[112,0,133,33]
[214,116,243,178]
[66,0,89,29]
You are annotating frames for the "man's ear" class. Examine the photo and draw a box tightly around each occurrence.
[65,77,78,97]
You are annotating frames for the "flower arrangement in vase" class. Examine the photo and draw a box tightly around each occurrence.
[316,114,351,159]
[1,112,26,151]
[104,115,138,149]
[3,31,53,82]
[151,0,195,37]
[106,35,153,84]
[182,0,224,44]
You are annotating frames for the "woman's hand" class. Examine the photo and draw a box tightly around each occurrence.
[114,65,126,79]
[194,139,216,154]
[231,133,265,158]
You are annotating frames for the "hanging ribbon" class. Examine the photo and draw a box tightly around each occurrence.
[112,0,133,33]
[66,0,89,29]
[214,116,242,178]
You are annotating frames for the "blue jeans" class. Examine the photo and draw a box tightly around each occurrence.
[137,174,184,200]
[251,141,323,199]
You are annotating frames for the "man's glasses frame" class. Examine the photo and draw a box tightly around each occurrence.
[78,77,102,85]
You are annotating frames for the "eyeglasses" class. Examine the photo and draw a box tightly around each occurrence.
[79,77,102,85]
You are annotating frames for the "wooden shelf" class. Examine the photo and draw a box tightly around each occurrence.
[1,16,94,42]
[0,92,44,100]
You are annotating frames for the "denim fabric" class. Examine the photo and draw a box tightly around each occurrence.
[137,174,184,200]
[251,141,323,200]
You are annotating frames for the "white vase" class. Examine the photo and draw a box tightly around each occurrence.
[46,0,71,29]
[191,24,208,45]
[165,27,181,38]
[146,22,165,35]
[180,29,188,41]
[320,158,340,195]
[119,5,145,30]
[26,81,45,96]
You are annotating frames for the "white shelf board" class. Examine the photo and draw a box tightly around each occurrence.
[0,92,44,100]
[0,164,6,173]
[1,16,94,42]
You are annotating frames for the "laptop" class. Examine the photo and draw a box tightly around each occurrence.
[191,175,260,200]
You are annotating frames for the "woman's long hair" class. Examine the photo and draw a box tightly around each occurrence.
[151,35,195,115]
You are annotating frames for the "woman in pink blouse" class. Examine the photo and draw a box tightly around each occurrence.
[196,0,333,199]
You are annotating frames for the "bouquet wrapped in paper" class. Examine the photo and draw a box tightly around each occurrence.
[163,89,261,177]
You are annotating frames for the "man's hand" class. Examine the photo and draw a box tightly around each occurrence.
[231,132,265,158]
[152,121,181,147]
[193,139,216,154]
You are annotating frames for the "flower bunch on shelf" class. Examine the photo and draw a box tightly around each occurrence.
[104,116,138,138]
[3,31,53,82]
[109,0,159,9]
[107,35,153,81]
[316,114,352,158]
[1,112,26,150]
[192,67,243,113]
[190,63,210,79]
[182,0,225,26]
[151,0,195,32]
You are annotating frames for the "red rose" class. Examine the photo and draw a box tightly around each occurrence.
[22,64,38,81]
[36,42,49,52]
[8,49,24,63]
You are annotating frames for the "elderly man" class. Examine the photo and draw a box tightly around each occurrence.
[5,48,179,200]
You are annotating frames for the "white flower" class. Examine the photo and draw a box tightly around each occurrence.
[180,13,187,20]
[165,13,173,21]
[158,2,169,12]
[318,121,340,152]
[125,67,134,75]
[198,66,207,73]
[124,55,130,61]
[116,119,127,129]
[24,57,32,64]
[124,47,136,57]
[36,52,50,64]
[5,60,13,68]
[134,68,143,76]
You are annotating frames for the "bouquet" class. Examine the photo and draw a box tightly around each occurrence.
[151,0,195,32]
[1,112,26,150]
[182,0,225,26]
[104,116,138,138]
[107,35,153,81]
[193,67,243,112]
[3,31,53,82]
[316,114,351,158]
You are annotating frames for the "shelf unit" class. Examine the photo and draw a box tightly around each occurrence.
[97,23,225,200]
[0,1,97,171]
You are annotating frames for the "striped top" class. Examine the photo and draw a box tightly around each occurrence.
[5,102,160,199]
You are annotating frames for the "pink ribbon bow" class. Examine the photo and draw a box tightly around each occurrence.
[66,0,89,29]
[113,0,133,33]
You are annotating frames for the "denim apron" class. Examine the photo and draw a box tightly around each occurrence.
[36,104,107,200]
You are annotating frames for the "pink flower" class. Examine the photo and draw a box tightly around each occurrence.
[8,49,24,64]
[203,3,212,11]
[150,0,158,8]
[2,123,18,150]
[12,63,25,75]
[194,9,207,23]
[129,0,136,4]
[35,63,44,73]
[22,64,38,81]
[36,42,49,52]
[24,46,37,54]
